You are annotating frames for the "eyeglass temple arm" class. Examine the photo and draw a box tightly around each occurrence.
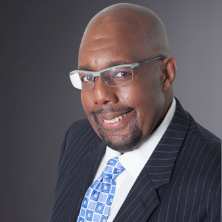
[132,56,165,68]
[140,56,165,65]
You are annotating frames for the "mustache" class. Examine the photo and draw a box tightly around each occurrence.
[92,107,133,115]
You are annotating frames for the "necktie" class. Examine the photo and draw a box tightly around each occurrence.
[77,157,125,222]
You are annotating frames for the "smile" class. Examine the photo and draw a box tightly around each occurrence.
[102,111,131,124]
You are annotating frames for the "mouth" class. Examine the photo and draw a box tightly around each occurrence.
[99,109,135,128]
[102,110,132,123]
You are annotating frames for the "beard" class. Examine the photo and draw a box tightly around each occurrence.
[93,110,143,153]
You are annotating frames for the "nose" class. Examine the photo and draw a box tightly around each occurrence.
[93,77,118,105]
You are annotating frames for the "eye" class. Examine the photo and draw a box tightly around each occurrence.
[82,75,93,82]
[114,71,131,78]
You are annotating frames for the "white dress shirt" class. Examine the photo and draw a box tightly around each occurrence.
[93,98,176,221]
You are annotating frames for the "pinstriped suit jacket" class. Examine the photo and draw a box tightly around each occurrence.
[49,99,221,222]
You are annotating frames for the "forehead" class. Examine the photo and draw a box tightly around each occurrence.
[78,18,151,71]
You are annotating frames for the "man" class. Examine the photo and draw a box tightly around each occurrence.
[49,3,221,222]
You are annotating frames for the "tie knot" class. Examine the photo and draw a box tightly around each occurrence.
[101,157,125,180]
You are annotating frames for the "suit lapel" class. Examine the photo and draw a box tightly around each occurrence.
[114,166,160,222]
[114,98,191,222]
[146,98,190,189]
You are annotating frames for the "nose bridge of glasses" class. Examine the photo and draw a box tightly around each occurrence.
[91,70,103,77]
[90,70,108,84]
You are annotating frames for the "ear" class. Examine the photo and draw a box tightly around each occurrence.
[161,57,177,92]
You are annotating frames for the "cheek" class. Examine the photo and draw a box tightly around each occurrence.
[118,87,132,102]
[127,74,163,132]
[118,84,155,130]
[125,79,156,108]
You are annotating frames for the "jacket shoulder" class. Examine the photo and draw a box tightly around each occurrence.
[177,114,221,193]
[63,118,102,154]
[187,114,221,150]
[68,118,91,131]
[66,118,96,139]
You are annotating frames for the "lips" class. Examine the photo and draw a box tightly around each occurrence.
[97,110,134,129]
[103,111,130,123]
[92,107,134,128]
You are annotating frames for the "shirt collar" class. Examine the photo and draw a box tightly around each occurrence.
[106,98,176,179]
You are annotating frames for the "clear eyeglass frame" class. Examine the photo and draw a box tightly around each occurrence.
[69,56,165,90]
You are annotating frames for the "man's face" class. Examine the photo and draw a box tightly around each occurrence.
[79,20,165,152]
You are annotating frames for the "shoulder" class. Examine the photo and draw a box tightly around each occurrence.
[176,112,221,194]
[68,118,92,132]
[62,118,102,154]
[182,111,221,169]
[188,114,221,149]
[173,98,220,168]
[172,100,221,196]
[65,118,96,141]
[184,114,221,170]
[175,98,220,150]
[157,104,221,222]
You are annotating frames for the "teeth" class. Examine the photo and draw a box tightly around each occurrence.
[103,112,128,123]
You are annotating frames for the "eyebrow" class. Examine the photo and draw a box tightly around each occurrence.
[78,60,128,71]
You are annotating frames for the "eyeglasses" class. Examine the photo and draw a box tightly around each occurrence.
[69,56,165,90]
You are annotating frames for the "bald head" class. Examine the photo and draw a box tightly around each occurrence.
[79,3,169,64]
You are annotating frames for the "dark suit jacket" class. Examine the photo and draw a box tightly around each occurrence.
[49,99,221,222]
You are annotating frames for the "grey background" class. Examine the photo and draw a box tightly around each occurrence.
[0,0,221,221]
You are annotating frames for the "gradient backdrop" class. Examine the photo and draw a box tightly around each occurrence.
[0,0,221,221]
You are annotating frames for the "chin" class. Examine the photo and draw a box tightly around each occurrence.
[98,121,143,153]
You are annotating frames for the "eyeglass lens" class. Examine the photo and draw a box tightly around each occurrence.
[71,66,133,90]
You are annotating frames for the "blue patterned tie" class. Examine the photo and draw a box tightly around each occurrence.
[77,157,125,222]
